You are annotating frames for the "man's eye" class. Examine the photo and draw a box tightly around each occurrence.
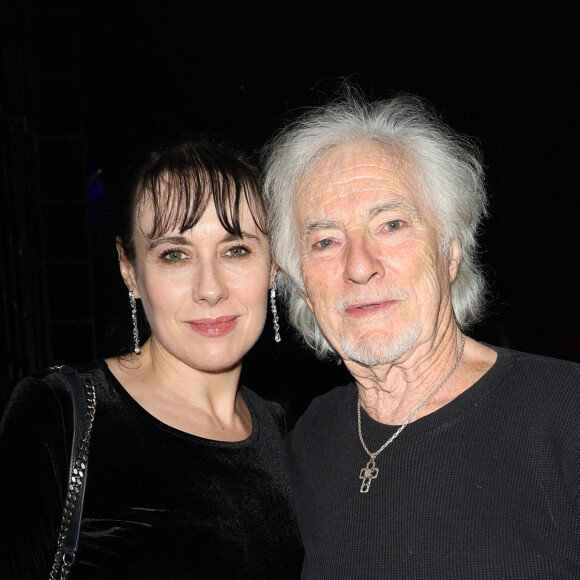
[384,220,402,231]
[315,238,334,250]
[226,245,250,259]
[162,250,186,262]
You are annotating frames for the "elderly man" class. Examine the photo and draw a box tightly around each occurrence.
[261,88,580,579]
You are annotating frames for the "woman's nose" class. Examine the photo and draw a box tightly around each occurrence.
[192,260,228,305]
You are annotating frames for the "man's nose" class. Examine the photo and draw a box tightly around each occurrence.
[343,236,385,284]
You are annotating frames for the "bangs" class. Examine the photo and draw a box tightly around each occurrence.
[136,142,267,240]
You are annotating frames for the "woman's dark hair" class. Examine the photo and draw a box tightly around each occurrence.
[117,135,266,262]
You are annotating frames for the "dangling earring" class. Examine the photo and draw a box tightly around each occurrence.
[129,290,141,354]
[270,281,281,343]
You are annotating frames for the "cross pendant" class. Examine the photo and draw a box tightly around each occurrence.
[359,457,379,493]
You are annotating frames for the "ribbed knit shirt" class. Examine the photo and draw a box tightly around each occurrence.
[285,346,580,579]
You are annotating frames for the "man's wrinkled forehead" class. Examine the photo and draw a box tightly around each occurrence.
[312,141,406,174]
[294,142,421,218]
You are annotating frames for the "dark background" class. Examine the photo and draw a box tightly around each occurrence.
[2,1,579,419]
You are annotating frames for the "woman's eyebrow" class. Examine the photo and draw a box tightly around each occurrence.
[148,232,262,250]
[148,235,189,249]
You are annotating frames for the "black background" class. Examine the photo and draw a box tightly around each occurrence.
[2,1,579,419]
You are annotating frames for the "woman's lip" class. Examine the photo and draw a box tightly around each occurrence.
[187,316,238,336]
[190,316,237,325]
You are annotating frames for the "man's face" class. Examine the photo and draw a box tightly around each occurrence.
[295,141,459,367]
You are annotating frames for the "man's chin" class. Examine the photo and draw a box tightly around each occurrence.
[338,329,419,367]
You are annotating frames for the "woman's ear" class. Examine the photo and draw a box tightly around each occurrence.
[269,263,278,287]
[116,237,139,297]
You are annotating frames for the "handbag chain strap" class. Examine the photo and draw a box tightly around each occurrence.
[49,369,97,580]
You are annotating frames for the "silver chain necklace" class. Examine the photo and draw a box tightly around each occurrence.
[358,334,466,493]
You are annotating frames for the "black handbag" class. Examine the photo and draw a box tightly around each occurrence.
[49,366,97,580]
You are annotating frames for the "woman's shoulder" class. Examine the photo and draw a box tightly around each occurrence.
[3,361,104,417]
[7,366,70,409]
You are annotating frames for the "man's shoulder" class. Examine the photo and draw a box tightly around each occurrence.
[297,383,356,423]
[491,345,580,402]
[496,345,580,377]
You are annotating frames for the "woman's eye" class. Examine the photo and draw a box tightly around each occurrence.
[226,245,250,259]
[162,250,187,262]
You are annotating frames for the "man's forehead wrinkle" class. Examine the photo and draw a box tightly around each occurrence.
[304,174,404,205]
[311,161,409,197]
[319,162,398,183]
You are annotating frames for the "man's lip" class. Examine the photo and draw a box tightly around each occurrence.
[344,301,393,317]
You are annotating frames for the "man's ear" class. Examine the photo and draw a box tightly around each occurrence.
[448,238,462,283]
[299,288,314,312]
[271,265,314,312]
[116,237,139,297]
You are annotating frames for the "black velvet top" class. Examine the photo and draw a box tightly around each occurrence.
[0,361,304,579]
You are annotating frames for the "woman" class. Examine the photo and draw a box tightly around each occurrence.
[0,137,304,578]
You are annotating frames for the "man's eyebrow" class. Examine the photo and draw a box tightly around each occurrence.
[369,198,406,217]
[302,219,337,235]
[301,198,411,236]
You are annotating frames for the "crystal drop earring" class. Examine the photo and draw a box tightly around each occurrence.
[129,290,141,354]
[270,281,281,343]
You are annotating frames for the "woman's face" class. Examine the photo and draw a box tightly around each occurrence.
[121,196,274,374]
